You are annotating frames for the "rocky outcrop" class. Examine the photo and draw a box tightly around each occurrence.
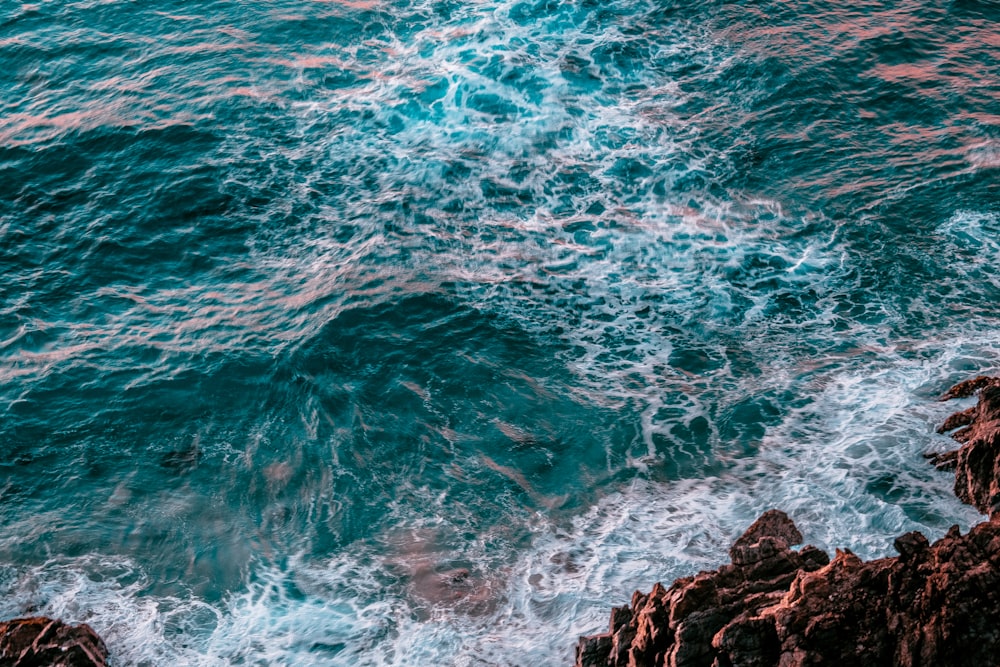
[575,377,1000,667]
[0,617,108,667]
[575,510,829,667]
[930,375,1000,516]
[576,516,1000,667]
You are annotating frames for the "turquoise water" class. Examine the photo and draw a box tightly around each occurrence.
[0,0,997,663]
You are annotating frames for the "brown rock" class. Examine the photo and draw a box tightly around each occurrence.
[0,616,108,667]
[729,510,803,558]
[936,405,977,434]
[574,375,1000,667]
[893,531,929,562]
[938,375,999,401]
[938,377,1000,516]
[575,515,1000,667]
[576,633,613,667]
[575,511,828,667]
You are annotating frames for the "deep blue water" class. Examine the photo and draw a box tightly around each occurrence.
[0,0,997,663]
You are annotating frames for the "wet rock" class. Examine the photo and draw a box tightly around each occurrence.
[576,515,1000,667]
[729,511,802,553]
[892,531,929,561]
[0,616,108,667]
[938,375,999,401]
[574,376,1000,666]
[768,520,1000,667]
[575,511,828,667]
[937,377,1000,516]
[936,405,976,434]
[923,448,958,471]
[729,510,802,566]
[576,633,613,666]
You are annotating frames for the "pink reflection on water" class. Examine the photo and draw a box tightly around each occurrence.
[162,41,252,55]
[869,62,940,85]
[311,0,383,9]
[269,53,352,69]
[0,107,129,146]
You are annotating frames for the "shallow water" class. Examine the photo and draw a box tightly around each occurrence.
[0,0,997,664]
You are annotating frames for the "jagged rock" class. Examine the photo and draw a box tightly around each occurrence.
[765,520,1000,666]
[0,616,108,667]
[576,516,1000,667]
[574,510,829,667]
[937,376,1000,516]
[574,376,1000,667]
[729,510,802,566]
[892,531,929,561]
[938,375,999,401]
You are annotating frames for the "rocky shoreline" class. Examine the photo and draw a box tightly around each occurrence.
[0,617,108,667]
[4,378,1000,667]
[575,376,1000,667]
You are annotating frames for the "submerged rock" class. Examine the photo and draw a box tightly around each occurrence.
[0,616,108,667]
[575,376,1000,667]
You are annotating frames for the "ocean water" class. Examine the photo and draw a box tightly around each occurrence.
[0,0,997,663]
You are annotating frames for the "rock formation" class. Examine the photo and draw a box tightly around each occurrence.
[575,376,1000,667]
[929,375,1000,516]
[5,378,1000,667]
[0,616,108,667]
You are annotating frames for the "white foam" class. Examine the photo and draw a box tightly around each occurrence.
[2,331,991,667]
[6,1,999,664]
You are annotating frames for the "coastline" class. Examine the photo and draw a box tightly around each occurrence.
[4,377,1000,666]
[574,377,1000,667]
